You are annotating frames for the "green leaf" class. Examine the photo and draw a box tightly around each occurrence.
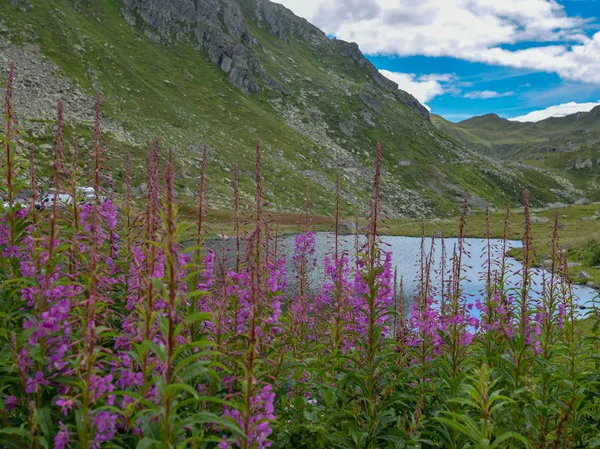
[137,437,160,449]
[35,407,55,439]
[0,427,28,436]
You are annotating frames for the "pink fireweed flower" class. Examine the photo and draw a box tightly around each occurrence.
[265,257,287,330]
[90,374,115,403]
[407,295,441,351]
[351,251,394,338]
[198,250,216,290]
[2,245,21,258]
[223,384,276,449]
[290,232,316,331]
[54,422,70,449]
[25,371,49,394]
[5,395,18,410]
[56,397,75,416]
[92,411,119,448]
[226,270,252,335]
[100,199,117,231]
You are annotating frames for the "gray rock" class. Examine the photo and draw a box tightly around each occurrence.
[339,119,355,137]
[567,262,582,268]
[574,158,593,169]
[576,271,591,280]
[580,216,598,222]
[132,183,148,198]
[574,198,590,205]
[547,202,569,209]
[360,92,382,114]
[362,110,374,126]
[531,216,550,224]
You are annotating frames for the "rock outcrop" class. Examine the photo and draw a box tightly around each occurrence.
[120,0,430,120]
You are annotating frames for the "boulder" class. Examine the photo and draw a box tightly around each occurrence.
[576,271,592,280]
[531,216,550,224]
[574,198,590,205]
[580,216,598,222]
[574,158,593,169]
[132,183,148,198]
[547,202,569,209]
[339,119,355,137]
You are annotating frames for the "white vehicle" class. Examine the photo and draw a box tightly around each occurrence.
[39,192,74,209]
[76,186,95,197]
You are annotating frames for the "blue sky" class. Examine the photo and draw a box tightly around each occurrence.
[277,0,600,122]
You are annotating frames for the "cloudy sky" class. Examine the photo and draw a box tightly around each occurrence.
[275,0,600,122]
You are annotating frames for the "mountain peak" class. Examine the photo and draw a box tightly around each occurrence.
[459,113,504,125]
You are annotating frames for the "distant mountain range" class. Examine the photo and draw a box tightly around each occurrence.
[432,108,600,198]
[0,0,594,216]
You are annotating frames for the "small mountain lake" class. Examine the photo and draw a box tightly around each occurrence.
[274,233,599,315]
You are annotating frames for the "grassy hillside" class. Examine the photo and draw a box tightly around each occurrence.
[432,111,600,200]
[0,0,584,216]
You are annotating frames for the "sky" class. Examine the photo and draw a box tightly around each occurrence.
[274,0,600,122]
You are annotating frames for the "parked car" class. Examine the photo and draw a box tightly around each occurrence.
[76,186,95,197]
[38,191,74,210]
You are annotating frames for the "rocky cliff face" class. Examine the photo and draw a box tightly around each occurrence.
[119,0,430,120]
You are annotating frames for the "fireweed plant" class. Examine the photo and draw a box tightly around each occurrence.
[1,63,600,449]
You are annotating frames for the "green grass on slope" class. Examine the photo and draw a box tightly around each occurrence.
[2,0,583,217]
[3,0,348,211]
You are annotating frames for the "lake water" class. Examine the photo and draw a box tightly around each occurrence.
[276,233,599,314]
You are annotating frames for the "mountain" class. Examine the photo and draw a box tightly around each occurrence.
[432,109,600,199]
[0,0,583,216]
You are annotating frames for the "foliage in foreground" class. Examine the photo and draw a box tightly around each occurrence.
[1,61,600,449]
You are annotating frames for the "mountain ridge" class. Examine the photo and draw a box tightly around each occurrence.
[0,0,583,215]
[432,108,600,199]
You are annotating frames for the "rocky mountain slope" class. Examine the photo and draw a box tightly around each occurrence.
[432,110,600,200]
[0,0,582,216]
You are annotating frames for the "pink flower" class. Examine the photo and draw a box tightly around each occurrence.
[25,371,49,394]
[92,411,118,448]
[223,384,276,449]
[54,422,70,449]
[56,397,75,415]
[5,396,18,410]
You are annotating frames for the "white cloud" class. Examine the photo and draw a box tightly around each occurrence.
[510,100,600,122]
[464,90,515,99]
[379,70,453,109]
[275,0,600,84]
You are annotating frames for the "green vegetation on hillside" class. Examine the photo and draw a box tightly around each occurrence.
[0,0,584,217]
[432,111,600,200]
